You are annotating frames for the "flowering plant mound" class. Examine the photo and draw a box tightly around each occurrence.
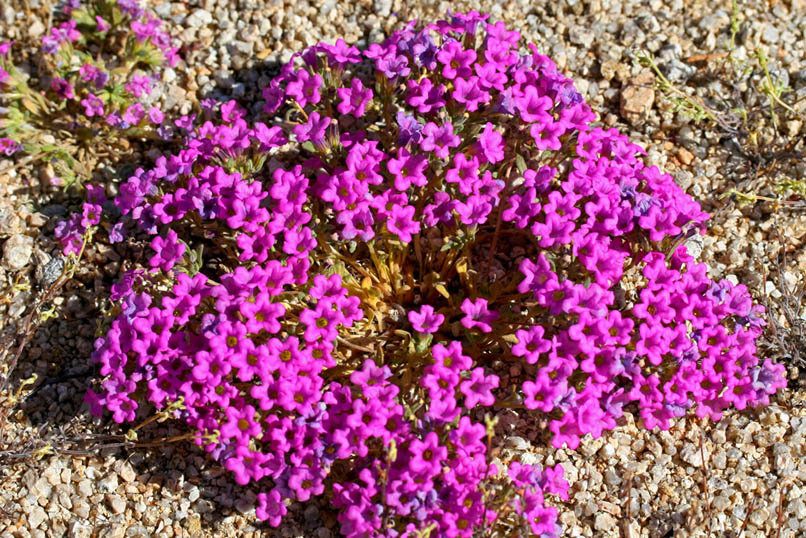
[63,11,787,537]
[0,0,178,188]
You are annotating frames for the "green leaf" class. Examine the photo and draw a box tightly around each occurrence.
[515,153,527,175]
[414,332,433,354]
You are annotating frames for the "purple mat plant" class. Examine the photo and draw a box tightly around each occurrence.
[59,11,786,538]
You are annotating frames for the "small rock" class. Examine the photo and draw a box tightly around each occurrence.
[32,478,52,500]
[620,72,655,125]
[107,494,126,515]
[69,521,91,538]
[119,462,136,484]
[27,212,48,228]
[680,442,708,467]
[662,58,696,84]
[98,475,118,493]
[2,233,34,271]
[677,147,694,166]
[73,499,91,519]
[186,9,213,28]
[37,256,65,285]
[77,479,93,498]
[374,0,392,17]
[304,504,320,523]
[594,512,617,531]
[28,506,47,529]
[569,26,595,48]
[126,525,149,538]
[504,436,530,451]
[29,18,45,38]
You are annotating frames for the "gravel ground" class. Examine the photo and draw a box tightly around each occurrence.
[2,0,806,537]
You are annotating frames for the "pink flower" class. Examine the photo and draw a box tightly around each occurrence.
[515,85,552,123]
[420,122,460,159]
[511,326,551,364]
[293,111,330,145]
[408,432,447,476]
[336,77,373,117]
[474,123,503,164]
[80,94,104,118]
[148,106,164,125]
[460,367,499,408]
[123,103,145,125]
[286,69,323,108]
[436,41,476,79]
[95,16,110,32]
[408,305,444,333]
[405,77,446,114]
[148,229,186,272]
[387,147,428,191]
[256,490,287,526]
[452,76,490,111]
[385,204,420,243]
[460,298,499,333]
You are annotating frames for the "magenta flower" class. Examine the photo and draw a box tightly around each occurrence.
[511,326,551,364]
[460,368,499,408]
[336,77,373,117]
[477,122,505,163]
[123,103,145,125]
[299,299,343,343]
[387,147,428,191]
[256,491,287,527]
[286,69,323,108]
[148,106,164,125]
[436,41,476,79]
[420,122,460,159]
[80,93,104,118]
[95,15,110,32]
[293,111,330,145]
[50,77,74,99]
[125,75,151,98]
[452,76,490,111]
[148,229,186,272]
[515,85,552,123]
[385,204,420,243]
[460,298,499,333]
[405,77,446,114]
[408,432,447,476]
[407,305,445,333]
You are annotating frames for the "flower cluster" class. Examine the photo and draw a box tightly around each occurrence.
[67,11,786,537]
[0,0,179,187]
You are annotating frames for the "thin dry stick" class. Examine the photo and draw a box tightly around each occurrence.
[700,429,713,538]
[775,481,788,538]
[737,496,755,538]
[620,472,633,538]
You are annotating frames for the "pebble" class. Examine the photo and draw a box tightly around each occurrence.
[185,8,213,28]
[108,494,127,515]
[594,512,617,531]
[119,462,137,484]
[28,506,47,529]
[620,71,655,125]
[2,233,34,271]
